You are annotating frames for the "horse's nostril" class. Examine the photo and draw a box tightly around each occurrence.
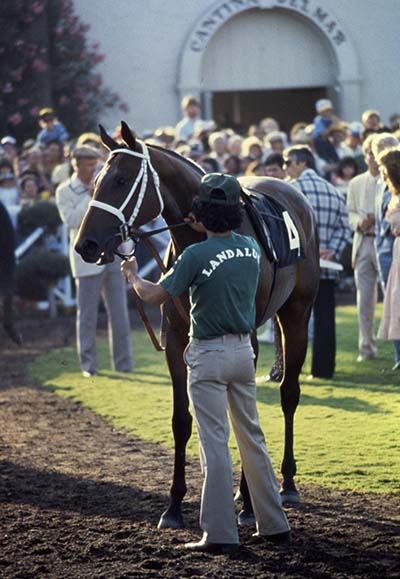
[81,239,99,259]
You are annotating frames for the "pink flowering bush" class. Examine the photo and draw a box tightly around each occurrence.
[0,0,128,141]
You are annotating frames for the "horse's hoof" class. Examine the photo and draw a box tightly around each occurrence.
[267,371,282,382]
[157,511,184,529]
[280,490,300,505]
[238,509,256,526]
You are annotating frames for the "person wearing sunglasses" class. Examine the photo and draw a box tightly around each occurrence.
[283,145,352,379]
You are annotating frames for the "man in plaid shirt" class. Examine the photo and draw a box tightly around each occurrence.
[284,145,352,378]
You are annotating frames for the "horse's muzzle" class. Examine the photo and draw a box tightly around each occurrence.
[75,236,116,264]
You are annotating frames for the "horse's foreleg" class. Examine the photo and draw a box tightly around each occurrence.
[277,299,312,504]
[158,328,192,529]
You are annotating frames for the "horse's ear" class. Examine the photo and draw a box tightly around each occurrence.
[120,121,137,150]
[99,124,119,151]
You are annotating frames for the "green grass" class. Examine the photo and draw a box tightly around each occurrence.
[31,304,400,494]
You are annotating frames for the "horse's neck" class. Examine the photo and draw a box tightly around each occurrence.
[151,148,204,253]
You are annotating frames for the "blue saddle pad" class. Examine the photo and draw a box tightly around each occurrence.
[242,189,305,268]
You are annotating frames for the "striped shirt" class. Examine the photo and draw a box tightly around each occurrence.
[293,169,352,280]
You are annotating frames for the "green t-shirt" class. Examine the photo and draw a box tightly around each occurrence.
[159,232,261,339]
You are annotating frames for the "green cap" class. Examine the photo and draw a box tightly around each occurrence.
[198,173,241,206]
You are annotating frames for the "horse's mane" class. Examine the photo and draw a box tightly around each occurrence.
[148,143,206,178]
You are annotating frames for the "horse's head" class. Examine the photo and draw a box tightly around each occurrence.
[74,121,164,264]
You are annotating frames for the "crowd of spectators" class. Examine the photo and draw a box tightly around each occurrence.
[1,96,400,370]
[2,99,399,222]
[0,108,110,221]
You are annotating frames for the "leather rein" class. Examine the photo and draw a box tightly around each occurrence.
[119,223,190,352]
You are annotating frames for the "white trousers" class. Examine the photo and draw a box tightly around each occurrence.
[354,237,378,357]
[186,333,290,544]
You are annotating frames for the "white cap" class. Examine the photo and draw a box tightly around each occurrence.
[1,135,17,146]
[194,119,216,135]
[316,99,333,113]
[267,130,285,142]
[348,121,363,136]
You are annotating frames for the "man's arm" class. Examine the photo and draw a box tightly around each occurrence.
[347,176,374,233]
[121,257,169,305]
[329,195,353,259]
[346,176,361,231]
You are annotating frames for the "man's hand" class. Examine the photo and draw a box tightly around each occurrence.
[392,224,400,236]
[320,248,335,260]
[358,213,375,233]
[121,256,169,305]
[185,213,206,233]
[121,257,138,284]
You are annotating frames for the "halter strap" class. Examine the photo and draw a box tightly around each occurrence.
[89,140,164,241]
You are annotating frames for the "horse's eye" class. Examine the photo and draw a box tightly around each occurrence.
[116,176,127,186]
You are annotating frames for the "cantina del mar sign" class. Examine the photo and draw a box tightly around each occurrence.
[189,0,347,53]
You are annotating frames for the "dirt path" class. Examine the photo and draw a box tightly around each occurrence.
[0,317,399,578]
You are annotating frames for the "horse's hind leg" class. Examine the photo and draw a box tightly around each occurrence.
[277,294,313,503]
[157,327,192,529]
[237,294,311,520]
[237,331,258,526]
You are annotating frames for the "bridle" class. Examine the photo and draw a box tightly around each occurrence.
[89,140,164,245]
[88,139,191,348]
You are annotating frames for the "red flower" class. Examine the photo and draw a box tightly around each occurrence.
[93,74,102,88]
[32,58,48,72]
[92,53,105,64]
[32,1,45,14]
[8,112,23,126]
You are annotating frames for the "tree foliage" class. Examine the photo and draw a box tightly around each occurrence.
[16,248,70,301]
[0,0,128,142]
[17,199,63,236]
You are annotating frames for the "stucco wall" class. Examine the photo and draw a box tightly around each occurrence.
[72,0,400,133]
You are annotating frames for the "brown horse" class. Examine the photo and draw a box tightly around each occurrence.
[75,122,319,529]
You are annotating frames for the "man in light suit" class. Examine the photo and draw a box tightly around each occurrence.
[347,134,379,361]
[56,145,133,377]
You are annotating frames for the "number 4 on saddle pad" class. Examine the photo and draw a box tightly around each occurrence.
[241,189,305,268]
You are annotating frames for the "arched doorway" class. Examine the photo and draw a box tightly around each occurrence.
[212,87,327,134]
[202,8,338,132]
[178,1,361,128]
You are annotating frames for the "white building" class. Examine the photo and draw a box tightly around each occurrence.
[73,0,400,135]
